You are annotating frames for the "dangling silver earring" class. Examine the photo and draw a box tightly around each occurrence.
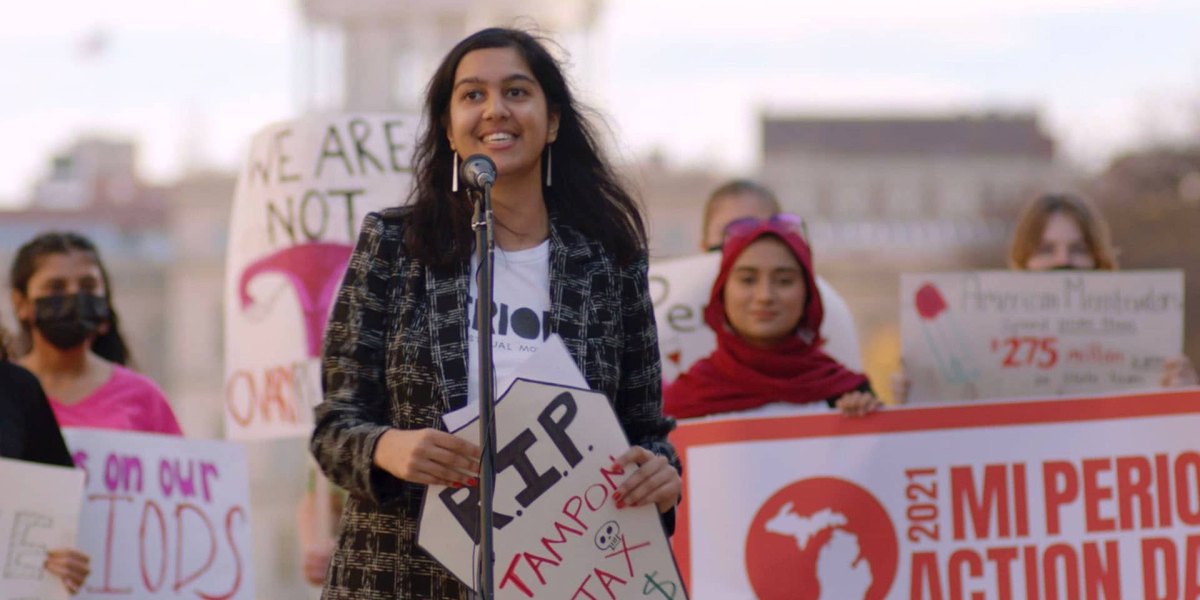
[545,144,553,187]
[451,152,459,192]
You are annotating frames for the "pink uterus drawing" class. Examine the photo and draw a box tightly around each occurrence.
[238,242,354,358]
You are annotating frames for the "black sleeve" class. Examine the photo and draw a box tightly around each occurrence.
[311,213,408,506]
[825,380,876,409]
[614,257,681,536]
[7,363,75,467]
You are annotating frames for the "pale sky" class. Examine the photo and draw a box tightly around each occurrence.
[2,0,1198,206]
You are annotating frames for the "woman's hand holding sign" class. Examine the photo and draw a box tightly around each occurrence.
[613,446,682,515]
[1161,355,1198,388]
[44,547,90,595]
[836,391,883,418]
[374,428,482,488]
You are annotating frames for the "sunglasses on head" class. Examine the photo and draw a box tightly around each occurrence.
[707,214,808,251]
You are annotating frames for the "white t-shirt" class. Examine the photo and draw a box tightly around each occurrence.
[465,239,552,413]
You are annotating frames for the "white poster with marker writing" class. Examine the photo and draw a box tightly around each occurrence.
[62,429,254,600]
[223,114,419,439]
[419,378,687,599]
[0,458,84,600]
[899,270,1184,403]
[650,252,862,383]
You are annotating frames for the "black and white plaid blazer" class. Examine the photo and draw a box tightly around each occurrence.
[311,209,679,599]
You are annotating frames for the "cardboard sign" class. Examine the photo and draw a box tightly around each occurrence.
[223,113,419,439]
[650,252,863,383]
[900,270,1184,403]
[419,379,687,599]
[62,429,254,600]
[0,458,85,600]
[671,389,1200,599]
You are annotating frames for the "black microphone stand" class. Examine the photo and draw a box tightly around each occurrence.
[470,183,498,600]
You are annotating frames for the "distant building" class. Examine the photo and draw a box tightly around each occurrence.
[626,153,725,258]
[634,113,1062,260]
[298,0,602,111]
[163,170,235,439]
[31,139,142,211]
[761,112,1063,220]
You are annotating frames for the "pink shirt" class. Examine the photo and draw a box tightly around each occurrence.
[49,365,184,436]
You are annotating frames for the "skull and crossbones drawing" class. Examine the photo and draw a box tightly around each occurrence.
[594,521,621,552]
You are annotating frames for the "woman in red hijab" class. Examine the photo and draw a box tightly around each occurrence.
[664,216,882,419]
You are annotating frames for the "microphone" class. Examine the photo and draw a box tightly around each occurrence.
[459,154,497,190]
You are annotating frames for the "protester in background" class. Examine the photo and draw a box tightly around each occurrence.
[1008,191,1118,271]
[0,326,92,594]
[9,232,182,435]
[665,217,881,419]
[692,178,864,372]
[310,28,681,599]
[892,192,1197,402]
[701,179,781,252]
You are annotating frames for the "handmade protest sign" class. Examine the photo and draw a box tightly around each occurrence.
[0,458,84,600]
[900,270,1184,403]
[62,429,253,600]
[671,389,1200,599]
[419,379,687,599]
[650,252,862,383]
[223,114,419,439]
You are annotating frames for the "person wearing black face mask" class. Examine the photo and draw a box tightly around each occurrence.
[8,232,183,435]
[0,325,93,594]
[32,292,111,351]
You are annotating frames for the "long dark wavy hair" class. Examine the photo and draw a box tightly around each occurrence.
[402,27,647,267]
[10,231,134,366]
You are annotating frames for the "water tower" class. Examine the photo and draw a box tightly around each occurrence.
[298,0,603,112]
